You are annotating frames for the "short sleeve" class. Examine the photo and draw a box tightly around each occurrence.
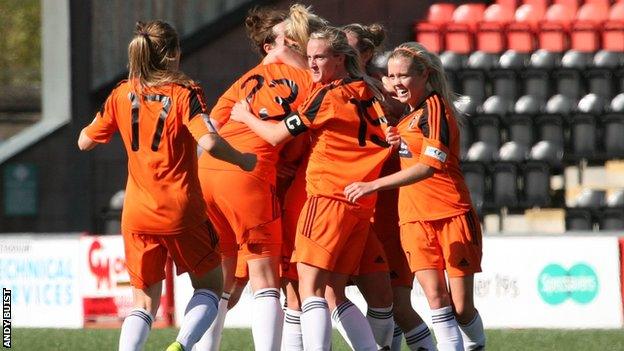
[84,91,119,143]
[209,83,238,126]
[417,94,450,170]
[184,85,214,142]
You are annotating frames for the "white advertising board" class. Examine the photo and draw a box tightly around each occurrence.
[175,236,623,329]
[0,234,83,328]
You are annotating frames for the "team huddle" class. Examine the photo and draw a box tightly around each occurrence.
[77,4,485,351]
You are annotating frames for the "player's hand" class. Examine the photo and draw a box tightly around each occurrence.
[344,181,377,203]
[230,99,252,123]
[239,152,257,172]
[386,126,401,147]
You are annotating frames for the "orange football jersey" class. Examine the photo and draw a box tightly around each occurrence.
[396,92,472,223]
[284,77,392,211]
[84,80,211,234]
[199,63,313,182]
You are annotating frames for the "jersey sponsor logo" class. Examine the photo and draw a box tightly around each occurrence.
[398,140,412,158]
[424,146,447,162]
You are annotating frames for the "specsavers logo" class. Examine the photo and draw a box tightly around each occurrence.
[537,263,599,305]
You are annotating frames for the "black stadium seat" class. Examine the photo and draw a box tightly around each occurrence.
[523,161,552,207]
[492,162,520,208]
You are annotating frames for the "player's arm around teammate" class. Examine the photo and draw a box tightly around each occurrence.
[345,42,486,351]
[78,21,255,351]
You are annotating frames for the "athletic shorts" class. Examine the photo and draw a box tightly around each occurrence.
[292,196,373,275]
[355,227,390,276]
[400,209,483,278]
[280,174,307,281]
[123,221,221,289]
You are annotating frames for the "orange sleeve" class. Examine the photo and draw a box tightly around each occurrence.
[283,85,334,136]
[184,84,214,142]
[209,82,239,126]
[84,89,119,143]
[418,94,450,170]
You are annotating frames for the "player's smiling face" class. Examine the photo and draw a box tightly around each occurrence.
[387,56,428,110]
[307,38,343,84]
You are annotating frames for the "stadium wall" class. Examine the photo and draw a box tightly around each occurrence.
[2,233,621,329]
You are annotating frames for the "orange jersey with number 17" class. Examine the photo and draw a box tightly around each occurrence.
[284,78,391,212]
[84,80,212,234]
[199,63,312,182]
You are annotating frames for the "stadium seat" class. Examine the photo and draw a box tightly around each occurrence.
[569,113,599,160]
[459,119,473,160]
[577,2,609,23]
[515,94,543,114]
[599,208,624,230]
[476,22,507,54]
[468,51,499,69]
[466,141,497,162]
[553,0,579,19]
[473,114,502,148]
[453,3,486,31]
[458,70,487,103]
[571,21,601,53]
[523,161,552,207]
[524,0,548,15]
[454,95,479,116]
[535,114,566,151]
[577,93,607,114]
[461,161,488,215]
[481,95,513,116]
[427,3,456,24]
[593,50,624,69]
[603,20,624,52]
[507,22,537,53]
[499,141,528,162]
[445,23,474,54]
[492,162,520,208]
[507,114,535,147]
[440,51,466,71]
[530,140,564,168]
[586,69,615,100]
[484,3,515,23]
[515,4,545,30]
[491,69,520,101]
[522,69,551,103]
[610,2,624,22]
[611,93,624,112]
[575,188,605,208]
[538,22,569,52]
[565,208,593,230]
[415,22,444,53]
[606,189,624,207]
[602,113,624,158]
[545,94,575,115]
[499,50,529,69]
[561,50,592,69]
[530,49,559,69]
[553,68,585,101]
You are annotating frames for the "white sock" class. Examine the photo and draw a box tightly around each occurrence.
[119,308,153,351]
[193,292,230,351]
[366,305,395,349]
[391,324,403,351]
[282,308,304,351]
[431,306,463,351]
[252,288,284,351]
[176,289,219,350]
[332,300,377,351]
[300,297,331,351]
[405,322,436,351]
[459,311,486,350]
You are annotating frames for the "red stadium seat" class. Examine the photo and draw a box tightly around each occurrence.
[553,0,580,18]
[445,23,474,54]
[576,3,609,23]
[484,4,515,23]
[544,4,576,29]
[515,4,545,29]
[584,0,611,10]
[610,2,624,21]
[414,22,444,53]
[539,22,569,52]
[453,4,486,31]
[427,3,456,24]
[603,20,624,51]
[523,0,548,15]
[477,22,506,53]
[497,0,518,11]
[507,22,537,52]
[571,22,601,52]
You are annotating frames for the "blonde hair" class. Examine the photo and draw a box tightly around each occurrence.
[388,42,458,117]
[244,7,287,57]
[310,27,383,100]
[284,4,328,55]
[128,21,193,88]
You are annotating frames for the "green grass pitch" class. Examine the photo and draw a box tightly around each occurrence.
[9,328,624,350]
